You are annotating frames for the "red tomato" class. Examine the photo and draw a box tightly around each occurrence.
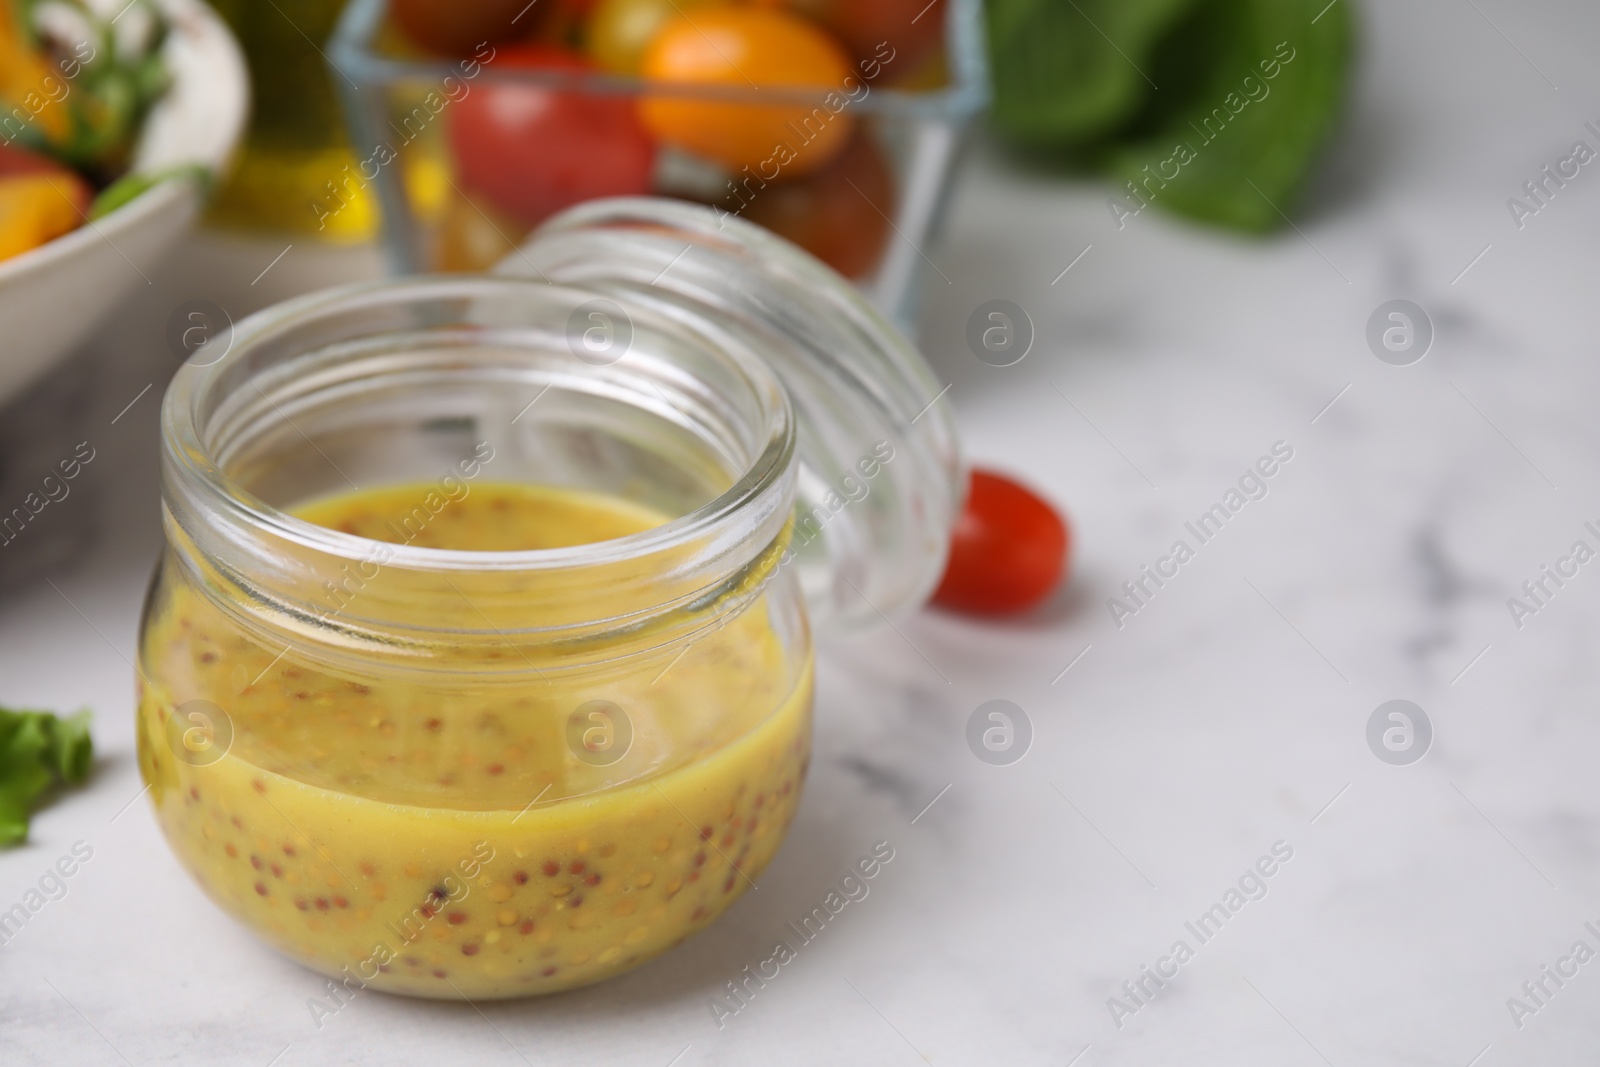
[754,0,945,71]
[933,469,1069,616]
[448,45,656,229]
[732,130,892,278]
[0,143,69,179]
[638,7,854,177]
[392,0,536,56]
[531,0,590,49]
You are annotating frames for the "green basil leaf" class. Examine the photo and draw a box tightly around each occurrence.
[90,163,209,219]
[986,0,1201,146]
[1098,0,1354,231]
[45,709,93,785]
[0,706,94,845]
[0,713,52,774]
[0,751,51,846]
[0,793,32,847]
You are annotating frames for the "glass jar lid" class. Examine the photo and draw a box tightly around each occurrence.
[500,198,963,631]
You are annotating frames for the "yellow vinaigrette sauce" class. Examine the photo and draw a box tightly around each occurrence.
[137,482,812,999]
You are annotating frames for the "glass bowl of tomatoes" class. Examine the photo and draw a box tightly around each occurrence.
[327,0,987,332]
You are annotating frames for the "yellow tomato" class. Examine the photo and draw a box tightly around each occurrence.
[0,172,87,262]
[587,0,727,75]
[433,183,526,273]
[639,7,855,178]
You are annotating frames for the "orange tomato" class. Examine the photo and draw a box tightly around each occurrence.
[639,7,855,178]
[0,171,89,262]
[730,131,893,278]
[0,0,70,144]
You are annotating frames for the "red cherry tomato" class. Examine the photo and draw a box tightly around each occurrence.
[732,130,893,278]
[448,45,657,229]
[0,143,68,179]
[933,469,1069,616]
[391,0,534,56]
[754,0,945,71]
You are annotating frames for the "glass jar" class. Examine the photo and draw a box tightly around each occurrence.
[136,198,960,999]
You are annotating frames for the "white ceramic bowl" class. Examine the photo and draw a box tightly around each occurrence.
[0,0,247,405]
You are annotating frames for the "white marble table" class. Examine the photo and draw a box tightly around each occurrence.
[6,1,1600,1062]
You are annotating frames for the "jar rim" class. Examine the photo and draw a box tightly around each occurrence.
[161,196,960,648]
[161,273,796,577]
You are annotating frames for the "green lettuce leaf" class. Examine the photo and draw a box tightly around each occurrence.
[1099,0,1355,231]
[984,0,1355,232]
[985,0,1201,146]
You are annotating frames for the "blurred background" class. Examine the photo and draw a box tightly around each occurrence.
[0,0,1357,586]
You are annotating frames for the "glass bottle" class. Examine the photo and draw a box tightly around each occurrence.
[206,0,376,239]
